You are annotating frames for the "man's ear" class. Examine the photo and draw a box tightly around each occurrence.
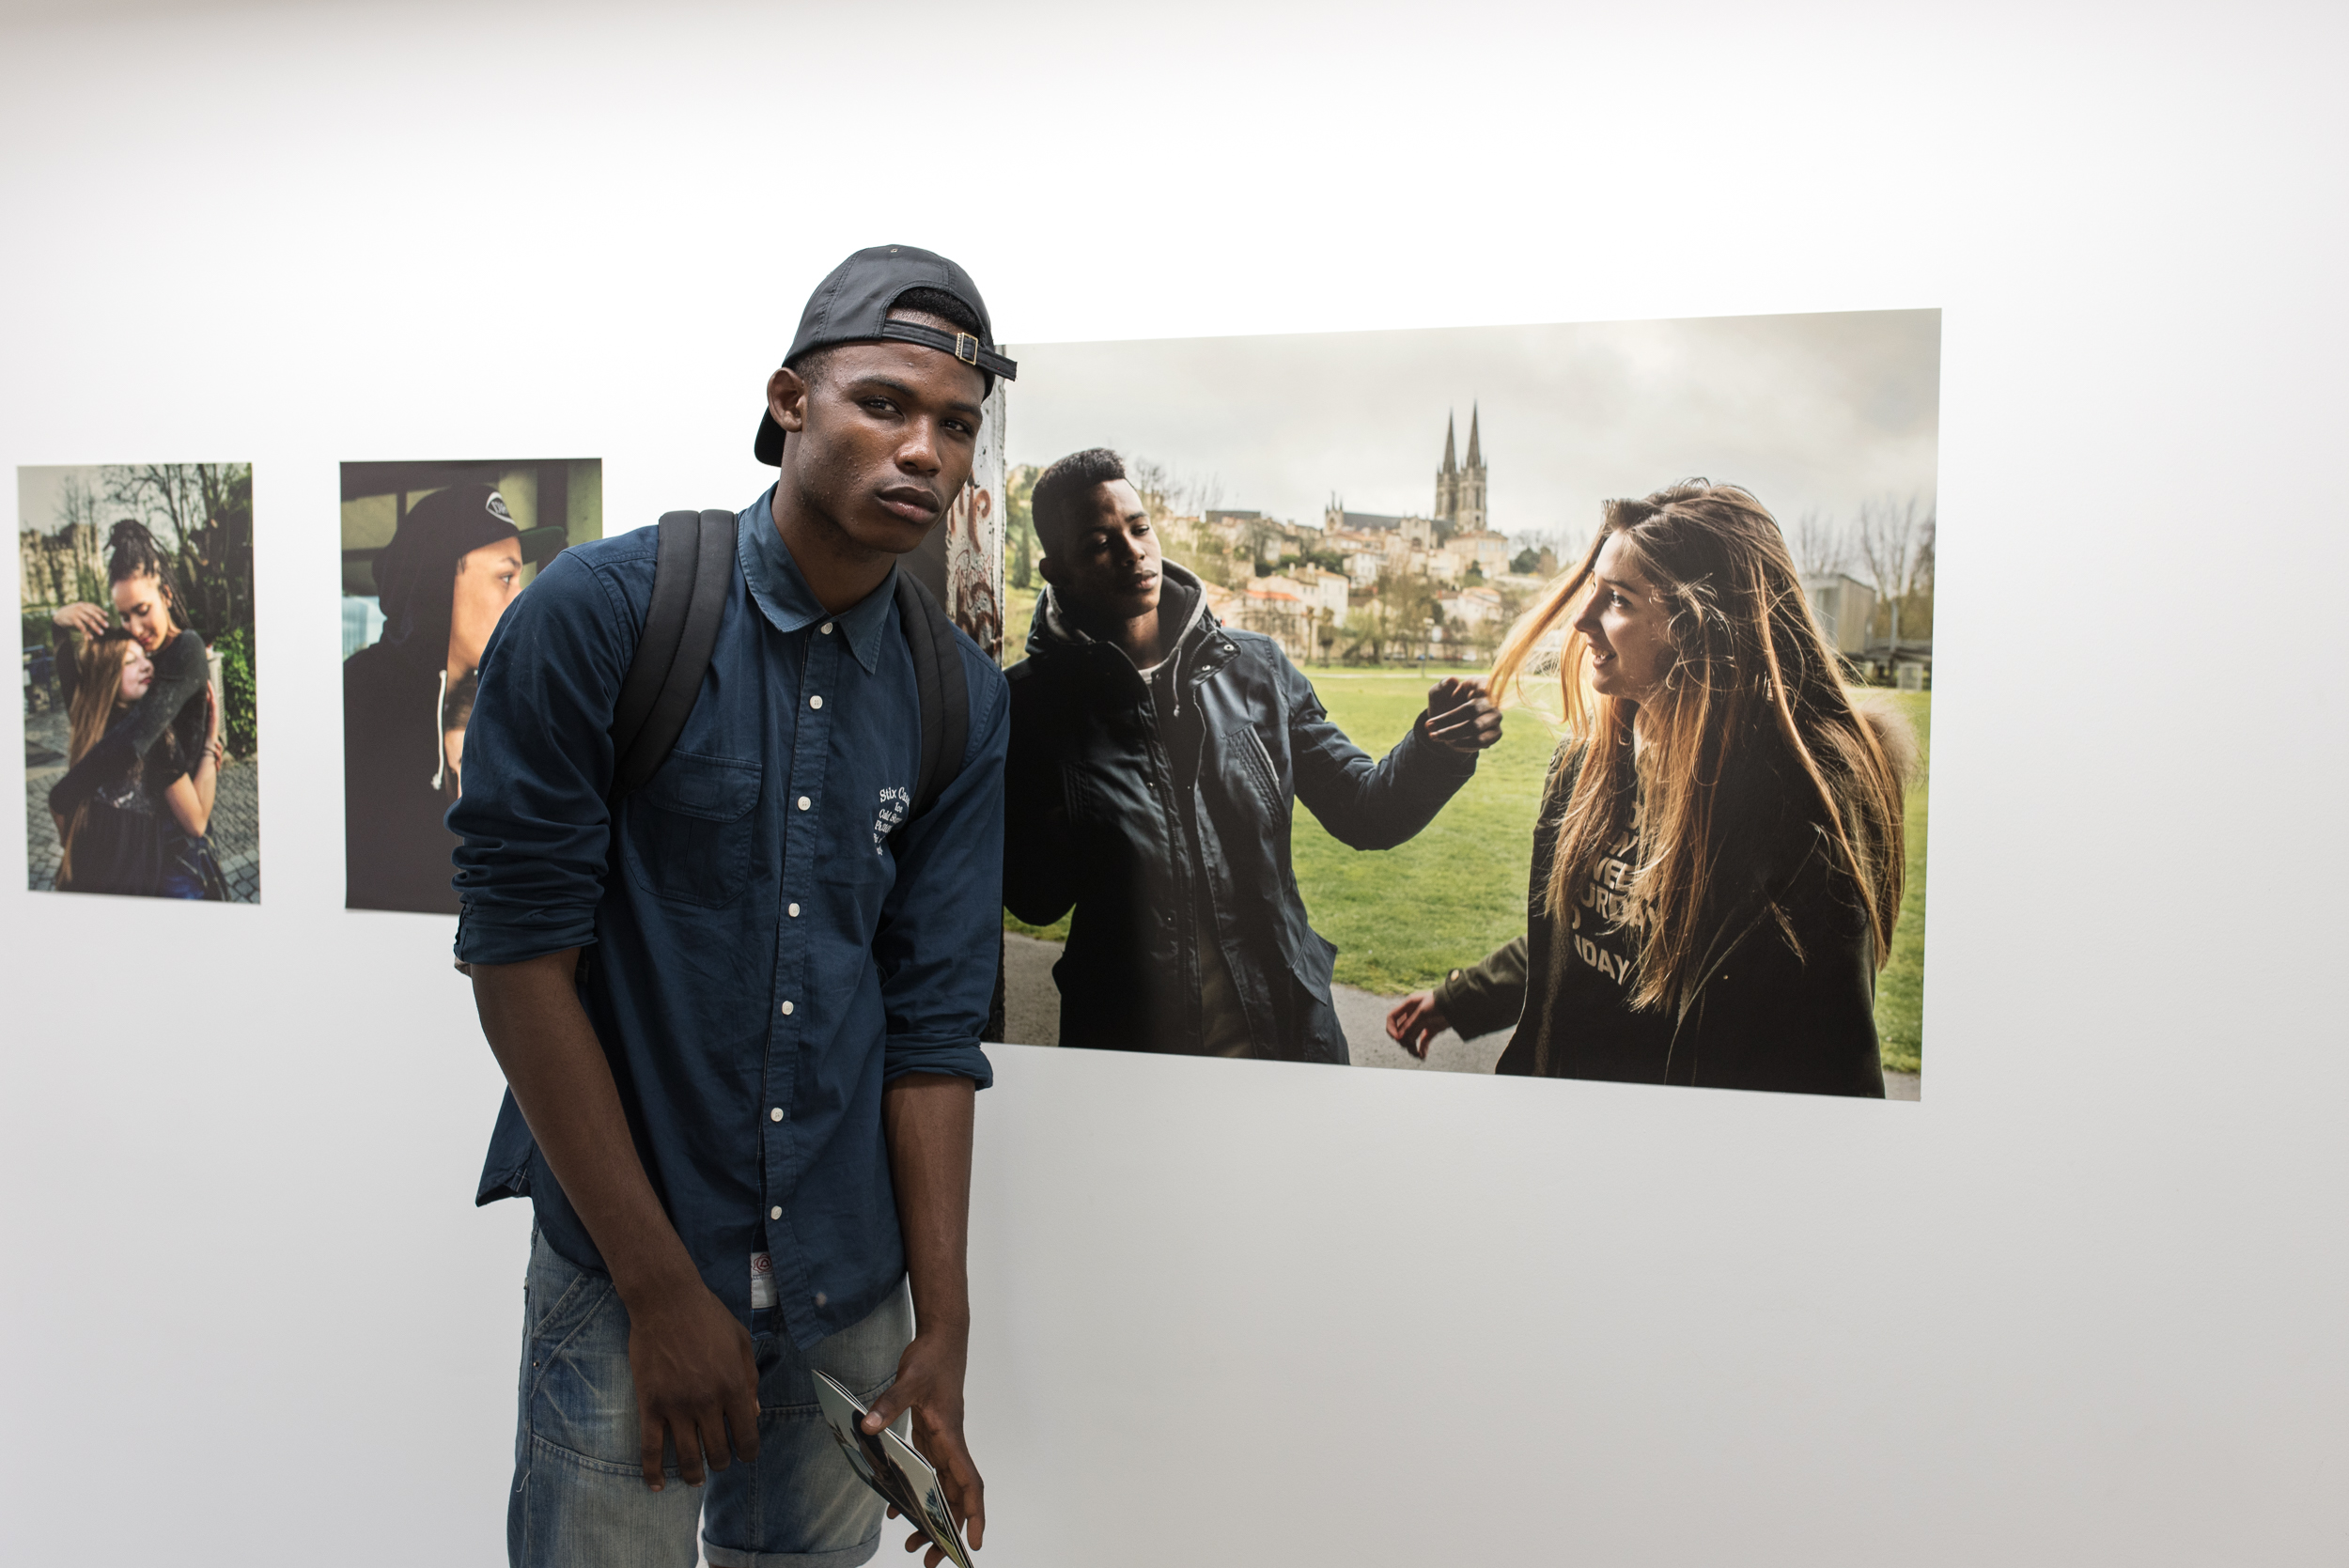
[767,365,811,434]
[1035,551,1060,588]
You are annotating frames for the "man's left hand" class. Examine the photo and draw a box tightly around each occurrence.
[861,1329,985,1564]
[1423,675,1502,753]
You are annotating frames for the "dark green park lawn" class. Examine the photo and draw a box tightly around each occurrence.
[1005,664,1929,1075]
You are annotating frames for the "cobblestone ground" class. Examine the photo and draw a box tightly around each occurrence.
[23,705,262,902]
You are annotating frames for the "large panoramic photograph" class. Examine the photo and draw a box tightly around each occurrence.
[994,310,1938,1097]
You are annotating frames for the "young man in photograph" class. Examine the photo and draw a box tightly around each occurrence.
[343,482,566,913]
[450,245,1009,1568]
[1003,447,1501,1063]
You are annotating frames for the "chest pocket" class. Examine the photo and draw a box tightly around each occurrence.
[1222,722,1285,817]
[621,750,762,908]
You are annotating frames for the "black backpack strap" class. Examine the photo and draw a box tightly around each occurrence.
[894,568,969,820]
[610,509,737,800]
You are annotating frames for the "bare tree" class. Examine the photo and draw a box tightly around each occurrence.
[1004,463,1038,589]
[100,462,255,641]
[1181,470,1224,517]
[1242,517,1286,568]
[1905,509,1937,641]
[1790,508,1851,578]
[1853,495,1936,647]
[103,463,204,551]
[1124,456,1176,520]
[39,472,110,604]
[52,470,105,532]
[1125,455,1234,526]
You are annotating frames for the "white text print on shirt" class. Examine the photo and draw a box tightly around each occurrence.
[871,785,911,855]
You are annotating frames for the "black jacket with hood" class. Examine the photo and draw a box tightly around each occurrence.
[1436,729,1901,1096]
[1004,563,1479,1063]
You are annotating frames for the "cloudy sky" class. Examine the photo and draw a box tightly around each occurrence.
[17,465,102,540]
[1003,309,1938,548]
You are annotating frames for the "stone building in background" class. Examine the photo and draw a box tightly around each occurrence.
[1322,406,1492,549]
[1433,405,1487,535]
[19,520,105,609]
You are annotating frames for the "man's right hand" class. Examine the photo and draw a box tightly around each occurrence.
[1423,675,1502,753]
[472,950,762,1493]
[622,1274,762,1491]
[1386,990,1450,1059]
[52,602,109,639]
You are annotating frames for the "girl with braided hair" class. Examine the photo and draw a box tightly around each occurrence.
[47,519,228,898]
[1386,481,1914,1095]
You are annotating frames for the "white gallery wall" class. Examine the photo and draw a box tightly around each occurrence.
[2,1,2342,1563]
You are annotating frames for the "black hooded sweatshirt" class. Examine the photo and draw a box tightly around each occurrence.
[343,485,519,913]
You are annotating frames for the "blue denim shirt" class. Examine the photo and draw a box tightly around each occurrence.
[450,487,1006,1348]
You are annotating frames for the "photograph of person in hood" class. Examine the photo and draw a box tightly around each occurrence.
[1003,446,1503,1063]
[1386,481,1915,1095]
[342,480,568,912]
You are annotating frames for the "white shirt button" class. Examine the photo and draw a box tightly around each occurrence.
[770,1205,782,1220]
[809,694,823,709]
[769,1107,784,1122]
[819,621,833,634]
[780,1000,795,1016]
[787,902,801,917]
[797,795,811,811]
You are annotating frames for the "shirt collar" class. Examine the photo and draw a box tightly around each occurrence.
[737,485,899,674]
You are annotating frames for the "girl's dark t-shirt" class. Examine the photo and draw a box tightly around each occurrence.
[1534,816,1679,1080]
[1490,742,1888,1095]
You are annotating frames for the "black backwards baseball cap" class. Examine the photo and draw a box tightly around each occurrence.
[370,483,567,660]
[755,243,1017,466]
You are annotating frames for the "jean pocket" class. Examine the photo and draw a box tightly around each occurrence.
[525,1237,614,1347]
[621,751,762,908]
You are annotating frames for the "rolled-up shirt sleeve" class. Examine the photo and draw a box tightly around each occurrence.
[449,551,635,967]
[873,641,1007,1087]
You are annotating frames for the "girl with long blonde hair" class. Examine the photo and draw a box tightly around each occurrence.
[1387,480,1913,1094]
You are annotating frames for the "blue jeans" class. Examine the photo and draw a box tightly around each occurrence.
[156,867,208,899]
[510,1229,911,1568]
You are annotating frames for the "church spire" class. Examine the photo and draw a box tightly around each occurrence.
[1466,403,1482,469]
[1441,412,1457,474]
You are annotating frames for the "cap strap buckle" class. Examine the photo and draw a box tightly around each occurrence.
[954,333,980,365]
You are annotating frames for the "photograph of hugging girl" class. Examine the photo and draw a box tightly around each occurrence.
[22,464,258,902]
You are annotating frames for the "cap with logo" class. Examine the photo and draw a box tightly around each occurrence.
[754,243,1018,466]
[368,482,568,662]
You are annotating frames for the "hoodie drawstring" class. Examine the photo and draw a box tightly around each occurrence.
[430,668,449,790]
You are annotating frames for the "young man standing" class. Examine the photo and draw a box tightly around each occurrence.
[451,246,1010,1568]
[1003,447,1501,1063]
